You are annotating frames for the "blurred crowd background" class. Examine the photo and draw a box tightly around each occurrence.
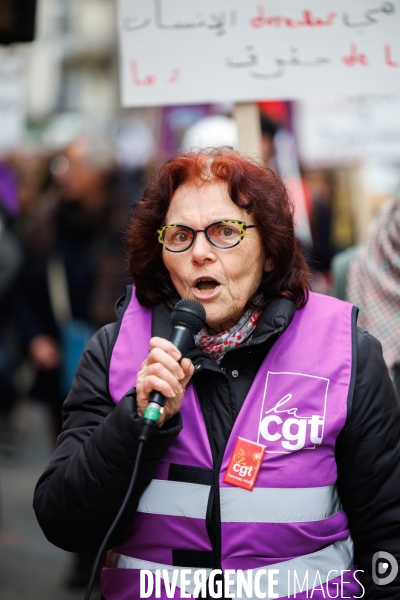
[0,1,399,598]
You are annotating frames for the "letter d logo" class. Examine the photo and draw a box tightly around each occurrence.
[372,551,398,585]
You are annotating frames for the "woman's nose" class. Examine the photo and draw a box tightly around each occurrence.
[190,232,216,263]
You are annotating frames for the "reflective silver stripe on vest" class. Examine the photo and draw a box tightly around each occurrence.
[107,536,354,599]
[137,480,341,523]
[220,484,342,523]
[137,479,211,519]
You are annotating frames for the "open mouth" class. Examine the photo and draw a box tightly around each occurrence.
[194,278,220,293]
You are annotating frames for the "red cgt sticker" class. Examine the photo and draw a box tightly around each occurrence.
[223,436,267,491]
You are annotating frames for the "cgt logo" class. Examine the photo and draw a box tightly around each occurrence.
[258,372,329,453]
[233,463,254,477]
[223,437,266,491]
[232,448,259,477]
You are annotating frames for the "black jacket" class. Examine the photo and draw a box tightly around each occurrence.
[33,291,400,599]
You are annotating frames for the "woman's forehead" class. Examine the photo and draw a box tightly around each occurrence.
[166,180,246,223]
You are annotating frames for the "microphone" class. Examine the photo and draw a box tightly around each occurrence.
[138,299,206,441]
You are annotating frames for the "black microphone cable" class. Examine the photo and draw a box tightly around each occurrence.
[84,299,206,600]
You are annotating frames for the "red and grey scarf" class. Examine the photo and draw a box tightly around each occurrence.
[194,306,261,364]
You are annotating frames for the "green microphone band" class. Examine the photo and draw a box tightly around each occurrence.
[143,405,160,422]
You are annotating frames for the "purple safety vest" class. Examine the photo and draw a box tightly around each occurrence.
[101,286,362,599]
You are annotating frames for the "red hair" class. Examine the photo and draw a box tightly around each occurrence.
[126,149,310,308]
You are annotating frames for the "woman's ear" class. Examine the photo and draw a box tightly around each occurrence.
[264,257,274,272]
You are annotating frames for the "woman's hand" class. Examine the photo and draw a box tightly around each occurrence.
[136,337,194,427]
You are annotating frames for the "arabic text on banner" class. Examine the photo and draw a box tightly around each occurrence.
[117,0,400,107]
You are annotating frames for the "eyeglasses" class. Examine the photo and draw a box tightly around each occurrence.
[157,220,258,252]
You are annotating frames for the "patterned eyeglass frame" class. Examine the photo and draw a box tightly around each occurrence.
[156,220,258,252]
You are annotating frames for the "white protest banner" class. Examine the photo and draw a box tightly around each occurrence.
[0,54,24,152]
[294,95,400,168]
[117,0,400,107]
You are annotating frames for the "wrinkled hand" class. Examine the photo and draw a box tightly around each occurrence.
[136,337,194,427]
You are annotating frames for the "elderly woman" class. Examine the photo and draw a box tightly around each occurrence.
[34,150,400,599]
